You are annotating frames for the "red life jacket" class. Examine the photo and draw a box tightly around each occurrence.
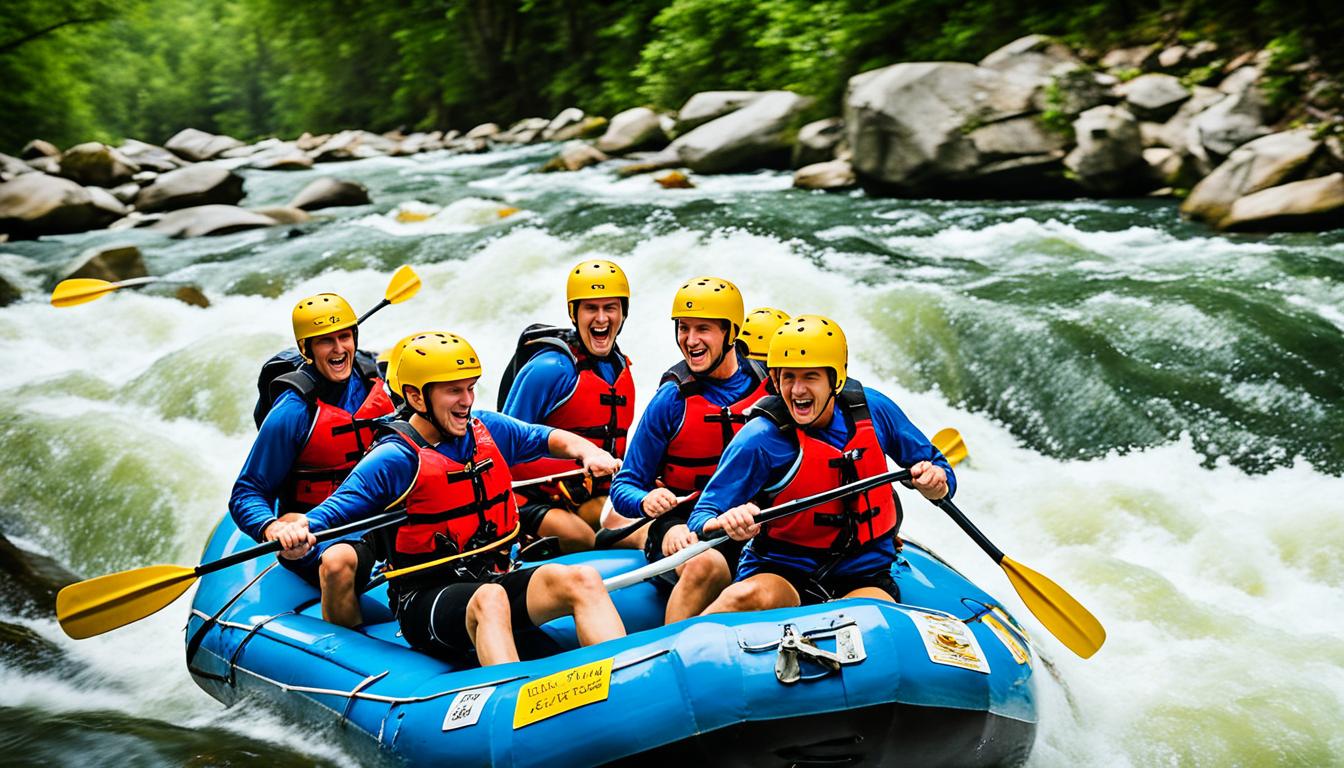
[509,336,635,499]
[659,349,769,494]
[753,381,901,556]
[383,419,518,578]
[280,360,395,512]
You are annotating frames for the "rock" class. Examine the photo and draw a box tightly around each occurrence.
[0,273,21,306]
[85,186,129,219]
[440,129,461,144]
[132,170,160,184]
[173,284,211,307]
[117,139,186,173]
[542,108,587,141]
[1185,41,1220,67]
[1220,173,1344,231]
[499,117,550,144]
[0,621,70,673]
[165,127,244,161]
[1,152,35,182]
[1064,105,1148,194]
[978,34,1082,81]
[60,244,147,282]
[295,132,330,151]
[60,142,141,187]
[453,137,489,154]
[249,148,314,171]
[666,91,813,173]
[654,171,695,189]
[1156,85,1225,155]
[135,164,245,213]
[969,116,1069,157]
[1190,88,1269,160]
[249,205,311,224]
[1118,74,1190,122]
[1181,130,1322,223]
[288,177,370,210]
[1034,66,1110,118]
[596,108,665,154]
[0,174,118,238]
[674,91,765,134]
[393,132,443,155]
[553,116,607,143]
[0,531,80,616]
[311,130,398,161]
[541,142,609,172]
[464,123,501,141]
[1157,45,1188,70]
[845,62,1039,191]
[108,211,162,230]
[219,137,285,159]
[1144,147,1201,189]
[110,182,140,204]
[1219,66,1261,95]
[615,156,680,177]
[793,159,856,190]
[1100,45,1158,72]
[25,156,61,175]
[21,140,60,159]
[793,118,846,168]
[148,205,278,238]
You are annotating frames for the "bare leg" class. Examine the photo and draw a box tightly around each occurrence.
[577,496,605,529]
[599,503,648,550]
[665,549,731,624]
[838,586,896,603]
[701,573,799,615]
[318,543,362,628]
[466,584,519,666]
[538,508,596,553]
[525,564,626,646]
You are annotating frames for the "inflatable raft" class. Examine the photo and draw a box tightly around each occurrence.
[186,516,1038,767]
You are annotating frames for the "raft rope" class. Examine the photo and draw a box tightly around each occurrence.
[184,562,278,683]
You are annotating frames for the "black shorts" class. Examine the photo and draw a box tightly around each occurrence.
[747,561,899,607]
[395,567,539,658]
[645,513,743,589]
[516,497,555,538]
[277,538,376,591]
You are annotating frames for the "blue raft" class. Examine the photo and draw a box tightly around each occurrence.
[186,517,1038,767]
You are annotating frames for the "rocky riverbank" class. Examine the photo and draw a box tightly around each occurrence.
[2,33,1341,252]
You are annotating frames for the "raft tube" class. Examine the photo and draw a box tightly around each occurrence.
[186,517,1038,767]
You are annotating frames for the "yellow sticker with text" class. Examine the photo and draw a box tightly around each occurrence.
[513,657,613,729]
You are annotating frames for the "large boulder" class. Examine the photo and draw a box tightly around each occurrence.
[664,91,813,173]
[596,108,665,154]
[393,132,444,155]
[978,34,1082,81]
[165,128,244,161]
[968,116,1069,157]
[117,139,185,173]
[288,177,370,210]
[311,130,398,162]
[845,62,1038,191]
[0,531,80,617]
[464,123,501,141]
[1064,105,1148,194]
[1220,173,1344,231]
[249,205,311,225]
[148,205,277,238]
[793,159,857,190]
[498,118,550,144]
[1191,68,1269,160]
[59,244,147,282]
[1033,66,1111,118]
[20,140,60,159]
[59,142,140,187]
[1181,130,1322,224]
[248,145,314,170]
[673,91,764,135]
[541,142,609,172]
[1,153,35,182]
[134,164,245,213]
[1154,85,1225,153]
[541,108,587,142]
[793,118,846,168]
[85,186,129,220]
[0,174,119,238]
[1118,74,1190,122]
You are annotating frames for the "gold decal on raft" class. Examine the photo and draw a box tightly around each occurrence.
[982,613,1030,666]
[908,612,990,674]
[513,658,613,729]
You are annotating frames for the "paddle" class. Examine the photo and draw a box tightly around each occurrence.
[357,265,421,323]
[592,492,697,550]
[50,276,162,307]
[510,466,588,490]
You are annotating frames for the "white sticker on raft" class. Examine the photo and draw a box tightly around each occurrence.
[907,612,991,674]
[443,686,497,731]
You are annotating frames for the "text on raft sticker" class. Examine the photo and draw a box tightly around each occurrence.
[513,657,614,729]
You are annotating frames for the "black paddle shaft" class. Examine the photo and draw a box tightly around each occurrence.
[357,298,391,325]
[933,498,1005,563]
[195,510,407,578]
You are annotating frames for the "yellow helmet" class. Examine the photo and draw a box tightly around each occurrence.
[767,314,847,393]
[670,276,745,341]
[394,331,483,399]
[740,307,790,361]
[381,331,430,400]
[566,259,630,322]
[292,293,358,361]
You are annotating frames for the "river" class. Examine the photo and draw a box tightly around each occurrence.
[1,144,1342,766]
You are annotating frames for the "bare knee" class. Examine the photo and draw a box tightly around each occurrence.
[319,547,357,588]
[465,584,510,635]
[556,565,605,605]
[681,552,729,588]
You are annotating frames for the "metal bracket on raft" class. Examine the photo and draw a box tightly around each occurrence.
[742,621,867,684]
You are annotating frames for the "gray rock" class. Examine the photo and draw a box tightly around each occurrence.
[135,164,245,213]
[1064,105,1149,194]
[0,531,80,617]
[165,128,245,161]
[464,123,501,140]
[1143,147,1201,189]
[541,142,609,172]
[1,152,35,182]
[1219,66,1261,95]
[1157,85,1225,155]
[295,132,330,151]
[288,177,370,210]
[1185,41,1220,66]
[59,142,140,187]
[249,205,312,224]
[969,116,1069,157]
[117,140,185,174]
[60,244,147,282]
[174,285,211,307]
[793,118,846,168]
[249,149,314,171]
[148,205,278,238]
[0,272,19,306]
[674,91,764,135]
[596,108,665,155]
[1157,46,1188,70]
[1034,66,1110,118]
[1191,90,1269,160]
[21,140,60,159]
[1181,129,1321,223]
[452,137,489,154]
[1118,74,1190,122]
[793,159,856,190]
[311,130,398,162]
[131,170,160,184]
[542,108,587,142]
[667,91,813,173]
[1220,173,1344,231]
[25,156,61,175]
[108,211,162,230]
[498,117,549,144]
[85,186,129,219]
[219,137,283,159]
[393,132,443,155]
[1100,46,1159,72]
[110,182,140,204]
[979,34,1081,81]
[0,174,117,238]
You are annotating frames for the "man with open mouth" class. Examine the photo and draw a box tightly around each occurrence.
[229,292,395,627]
[687,315,956,612]
[499,259,637,553]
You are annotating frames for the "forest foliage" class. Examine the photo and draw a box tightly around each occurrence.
[2,0,1340,153]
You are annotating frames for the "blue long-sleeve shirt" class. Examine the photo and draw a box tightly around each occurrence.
[228,372,372,541]
[303,411,554,533]
[687,386,956,577]
[609,363,760,518]
[500,348,620,423]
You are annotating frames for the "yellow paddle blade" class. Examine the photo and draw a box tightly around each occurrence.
[932,427,967,467]
[51,278,118,308]
[1001,555,1106,659]
[385,265,421,304]
[55,564,197,640]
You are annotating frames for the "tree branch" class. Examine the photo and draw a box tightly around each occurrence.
[0,16,108,56]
